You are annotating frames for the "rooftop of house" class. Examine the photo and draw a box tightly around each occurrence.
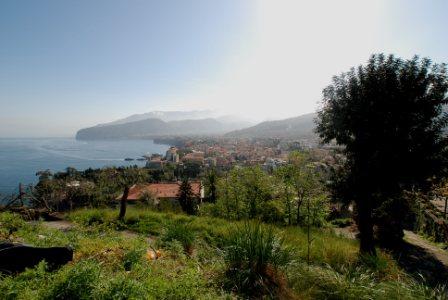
[121,182,202,201]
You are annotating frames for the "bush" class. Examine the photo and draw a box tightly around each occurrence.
[123,248,144,271]
[260,200,285,224]
[198,202,222,218]
[161,220,195,255]
[96,276,147,300]
[224,221,293,298]
[69,209,105,226]
[43,259,100,300]
[0,212,27,237]
[331,218,353,228]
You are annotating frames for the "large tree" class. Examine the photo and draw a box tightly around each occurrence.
[316,54,448,255]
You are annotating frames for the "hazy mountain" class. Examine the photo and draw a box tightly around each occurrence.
[77,110,255,140]
[76,117,249,140]
[98,110,217,126]
[225,113,317,139]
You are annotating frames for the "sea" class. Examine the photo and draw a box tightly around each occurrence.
[0,138,169,196]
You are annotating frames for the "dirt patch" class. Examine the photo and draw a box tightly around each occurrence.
[333,225,358,239]
[121,230,155,244]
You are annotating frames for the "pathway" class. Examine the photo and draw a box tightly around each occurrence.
[40,219,155,244]
[334,226,448,286]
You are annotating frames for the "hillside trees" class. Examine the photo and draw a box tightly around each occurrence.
[275,152,327,226]
[216,167,274,220]
[316,54,448,254]
[204,168,218,203]
[177,178,198,215]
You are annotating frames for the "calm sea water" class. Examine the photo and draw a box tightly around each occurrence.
[0,138,169,195]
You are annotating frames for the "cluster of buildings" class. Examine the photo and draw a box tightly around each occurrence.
[145,146,211,171]
[145,138,298,173]
[122,137,333,207]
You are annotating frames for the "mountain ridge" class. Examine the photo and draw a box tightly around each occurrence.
[76,110,318,140]
[76,117,248,140]
[224,112,317,139]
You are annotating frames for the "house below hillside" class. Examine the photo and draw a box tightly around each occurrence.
[117,182,204,206]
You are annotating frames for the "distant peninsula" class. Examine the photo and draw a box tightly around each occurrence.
[75,110,317,140]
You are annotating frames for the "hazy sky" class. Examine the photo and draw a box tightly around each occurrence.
[1,0,447,137]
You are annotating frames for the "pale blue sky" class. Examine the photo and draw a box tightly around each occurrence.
[1,0,447,137]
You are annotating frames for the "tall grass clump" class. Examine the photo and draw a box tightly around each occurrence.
[95,275,147,300]
[161,220,195,255]
[42,259,100,300]
[0,212,28,238]
[68,209,107,226]
[224,221,294,298]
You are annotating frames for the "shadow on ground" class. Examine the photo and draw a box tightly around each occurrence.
[392,241,448,288]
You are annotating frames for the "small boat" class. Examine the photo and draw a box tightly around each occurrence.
[124,158,135,161]
[136,158,146,161]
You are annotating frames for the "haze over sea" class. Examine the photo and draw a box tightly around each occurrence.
[0,138,169,195]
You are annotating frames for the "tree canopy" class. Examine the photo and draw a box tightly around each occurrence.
[316,54,448,254]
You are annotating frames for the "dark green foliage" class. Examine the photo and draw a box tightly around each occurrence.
[0,212,28,237]
[182,161,202,178]
[224,222,293,298]
[96,276,146,300]
[123,248,144,271]
[161,220,195,254]
[331,218,353,228]
[317,54,448,253]
[259,200,285,223]
[42,260,100,300]
[205,168,218,203]
[216,166,275,220]
[32,166,153,212]
[177,178,198,215]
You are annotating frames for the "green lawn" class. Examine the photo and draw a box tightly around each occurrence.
[0,208,445,299]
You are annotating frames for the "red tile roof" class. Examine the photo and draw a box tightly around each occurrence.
[121,182,202,201]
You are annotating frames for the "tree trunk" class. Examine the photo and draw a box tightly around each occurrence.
[118,186,129,221]
[297,192,304,225]
[285,186,291,225]
[357,199,376,256]
[444,197,447,220]
[307,196,311,267]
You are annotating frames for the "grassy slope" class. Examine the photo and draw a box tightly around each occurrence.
[0,208,445,299]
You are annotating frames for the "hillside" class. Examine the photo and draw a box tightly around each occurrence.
[76,117,244,140]
[1,208,443,299]
[225,112,317,139]
[98,110,216,126]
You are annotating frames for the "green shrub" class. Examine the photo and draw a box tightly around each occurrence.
[288,262,448,300]
[123,248,144,271]
[0,212,27,237]
[224,221,293,298]
[260,200,285,224]
[331,218,353,228]
[359,253,389,274]
[0,261,49,300]
[161,220,195,255]
[163,239,187,259]
[43,259,100,300]
[69,209,105,226]
[198,202,222,218]
[96,276,147,300]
